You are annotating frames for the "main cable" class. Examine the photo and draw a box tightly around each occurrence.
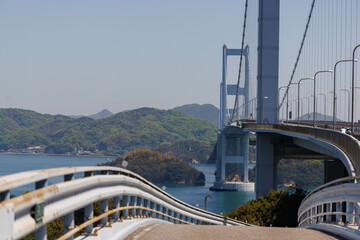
[230,0,249,122]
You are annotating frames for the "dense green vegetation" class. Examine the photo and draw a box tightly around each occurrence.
[227,188,308,227]
[277,159,324,186]
[0,108,217,155]
[103,149,205,184]
[154,140,214,163]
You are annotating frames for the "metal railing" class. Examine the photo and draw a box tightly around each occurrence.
[297,176,360,239]
[241,123,360,175]
[0,166,247,240]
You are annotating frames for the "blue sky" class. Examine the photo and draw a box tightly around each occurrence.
[0,0,313,115]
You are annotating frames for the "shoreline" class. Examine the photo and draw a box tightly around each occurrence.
[0,152,117,158]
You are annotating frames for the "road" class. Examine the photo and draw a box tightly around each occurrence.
[125,224,341,240]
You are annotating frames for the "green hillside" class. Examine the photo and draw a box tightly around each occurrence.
[173,104,219,125]
[103,149,205,184]
[0,108,217,155]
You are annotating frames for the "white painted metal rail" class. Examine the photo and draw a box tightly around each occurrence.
[0,166,247,240]
[298,176,360,239]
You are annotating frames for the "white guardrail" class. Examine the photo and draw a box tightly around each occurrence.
[298,176,360,239]
[0,166,247,240]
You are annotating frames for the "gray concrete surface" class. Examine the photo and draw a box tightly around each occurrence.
[125,224,339,240]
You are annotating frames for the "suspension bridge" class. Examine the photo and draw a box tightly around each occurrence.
[2,0,360,239]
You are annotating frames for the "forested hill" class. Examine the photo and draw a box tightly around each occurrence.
[173,104,219,125]
[0,108,217,155]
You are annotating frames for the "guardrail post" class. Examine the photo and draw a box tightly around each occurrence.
[162,207,167,220]
[167,209,172,222]
[156,204,161,218]
[63,174,75,240]
[336,202,341,223]
[84,171,94,177]
[112,196,120,222]
[184,215,189,223]
[143,199,149,218]
[130,196,136,218]
[35,179,48,240]
[84,204,94,234]
[173,212,178,224]
[355,203,360,226]
[149,201,154,218]
[122,195,129,220]
[348,202,354,224]
[178,214,183,224]
[100,199,108,226]
[136,197,143,218]
[0,204,14,239]
[0,190,10,201]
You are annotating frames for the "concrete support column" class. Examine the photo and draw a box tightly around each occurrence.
[100,199,108,226]
[84,204,93,234]
[122,196,129,220]
[112,196,120,221]
[244,133,249,182]
[255,133,277,197]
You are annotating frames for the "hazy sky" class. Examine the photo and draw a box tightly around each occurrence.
[0,0,312,115]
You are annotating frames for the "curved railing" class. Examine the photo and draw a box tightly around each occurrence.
[0,166,247,240]
[241,123,360,174]
[298,176,360,239]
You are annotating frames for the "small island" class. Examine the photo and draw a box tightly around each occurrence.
[103,149,205,185]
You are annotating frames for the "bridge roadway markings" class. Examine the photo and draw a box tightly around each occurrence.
[125,224,340,240]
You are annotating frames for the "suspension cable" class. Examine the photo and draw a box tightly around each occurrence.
[229,0,249,122]
[279,0,316,109]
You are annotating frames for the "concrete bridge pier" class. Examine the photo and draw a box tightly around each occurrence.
[255,133,278,197]
[211,126,254,191]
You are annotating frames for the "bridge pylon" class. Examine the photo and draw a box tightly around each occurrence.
[220,45,250,129]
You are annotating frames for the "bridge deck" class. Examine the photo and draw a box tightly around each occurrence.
[125,224,339,240]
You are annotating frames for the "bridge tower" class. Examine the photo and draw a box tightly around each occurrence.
[220,45,250,129]
[256,0,279,124]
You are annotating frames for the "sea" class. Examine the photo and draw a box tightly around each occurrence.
[0,154,255,214]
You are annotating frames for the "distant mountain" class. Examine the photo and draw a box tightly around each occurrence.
[88,109,113,120]
[0,107,217,156]
[173,104,219,125]
[295,112,342,122]
[68,109,113,120]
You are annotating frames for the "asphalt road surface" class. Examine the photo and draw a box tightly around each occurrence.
[125,224,340,240]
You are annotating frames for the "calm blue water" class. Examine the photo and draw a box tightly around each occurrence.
[157,163,256,214]
[0,154,114,196]
[0,154,255,214]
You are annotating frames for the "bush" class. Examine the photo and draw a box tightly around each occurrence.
[226,187,308,227]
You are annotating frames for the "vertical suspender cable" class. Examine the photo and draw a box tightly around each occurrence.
[279,0,316,109]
